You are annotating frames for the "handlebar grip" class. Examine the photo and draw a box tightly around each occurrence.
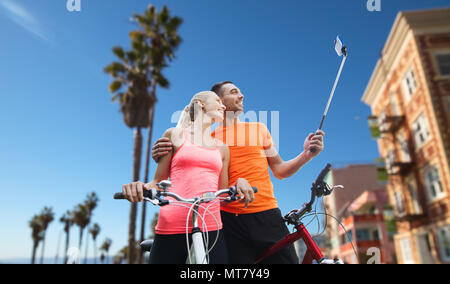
[314,163,332,184]
[113,189,155,200]
[114,192,126,200]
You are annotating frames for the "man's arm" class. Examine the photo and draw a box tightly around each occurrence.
[152,137,174,163]
[266,130,325,180]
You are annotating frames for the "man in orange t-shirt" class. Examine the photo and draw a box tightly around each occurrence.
[152,81,324,264]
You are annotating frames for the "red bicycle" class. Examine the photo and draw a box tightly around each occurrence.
[255,164,345,264]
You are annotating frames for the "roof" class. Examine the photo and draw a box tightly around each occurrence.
[361,7,450,107]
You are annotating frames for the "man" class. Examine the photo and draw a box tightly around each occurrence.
[152,81,325,263]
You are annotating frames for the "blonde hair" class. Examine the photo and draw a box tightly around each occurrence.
[176,91,216,128]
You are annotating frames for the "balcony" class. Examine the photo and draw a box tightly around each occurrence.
[394,211,425,222]
[368,114,405,139]
[387,161,414,176]
[385,151,414,176]
[378,113,405,134]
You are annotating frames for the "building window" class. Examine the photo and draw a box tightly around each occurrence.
[398,132,411,163]
[407,176,422,215]
[394,191,405,215]
[423,165,445,202]
[402,67,418,101]
[390,92,401,115]
[356,227,380,241]
[447,97,450,121]
[412,113,431,149]
[399,237,415,264]
[437,226,450,262]
[435,53,450,76]
[386,149,396,174]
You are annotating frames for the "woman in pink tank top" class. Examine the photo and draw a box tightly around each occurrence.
[121,91,248,264]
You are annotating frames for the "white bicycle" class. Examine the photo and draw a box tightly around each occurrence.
[114,180,257,264]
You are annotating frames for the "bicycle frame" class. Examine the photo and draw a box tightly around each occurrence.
[188,202,208,264]
[255,163,343,264]
[255,222,323,264]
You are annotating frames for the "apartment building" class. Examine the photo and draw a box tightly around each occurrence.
[338,189,396,264]
[324,164,389,263]
[362,8,450,264]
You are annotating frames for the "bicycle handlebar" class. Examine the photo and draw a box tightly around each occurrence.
[313,163,332,186]
[284,163,334,225]
[114,184,258,205]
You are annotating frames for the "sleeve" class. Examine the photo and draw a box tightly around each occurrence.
[259,123,274,150]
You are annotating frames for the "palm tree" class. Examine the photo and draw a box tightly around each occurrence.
[130,5,183,264]
[89,223,101,264]
[83,192,99,264]
[100,238,112,264]
[72,204,89,253]
[60,210,74,264]
[29,215,43,264]
[105,40,148,265]
[104,4,182,264]
[38,207,54,264]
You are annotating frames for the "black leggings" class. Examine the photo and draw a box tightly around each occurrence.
[149,230,228,264]
[221,209,299,264]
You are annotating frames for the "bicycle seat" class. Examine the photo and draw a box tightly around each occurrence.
[140,239,154,252]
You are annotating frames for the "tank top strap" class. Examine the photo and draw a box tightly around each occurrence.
[183,128,219,150]
[182,128,190,142]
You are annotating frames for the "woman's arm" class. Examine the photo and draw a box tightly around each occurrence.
[122,128,174,202]
[219,143,230,190]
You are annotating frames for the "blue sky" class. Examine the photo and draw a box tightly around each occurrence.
[1,0,449,261]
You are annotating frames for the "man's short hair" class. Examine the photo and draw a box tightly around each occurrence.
[210,81,233,97]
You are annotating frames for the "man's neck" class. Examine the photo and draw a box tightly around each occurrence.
[221,112,241,127]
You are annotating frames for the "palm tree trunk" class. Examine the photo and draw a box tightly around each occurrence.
[84,228,90,264]
[40,231,46,264]
[94,239,97,264]
[138,106,155,264]
[128,127,143,264]
[54,230,62,264]
[63,228,70,264]
[31,242,38,264]
[79,228,84,250]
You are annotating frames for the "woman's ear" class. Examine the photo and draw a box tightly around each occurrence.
[196,100,205,109]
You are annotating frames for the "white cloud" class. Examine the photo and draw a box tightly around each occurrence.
[0,0,53,42]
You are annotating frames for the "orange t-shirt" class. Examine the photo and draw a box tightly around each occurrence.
[212,122,278,214]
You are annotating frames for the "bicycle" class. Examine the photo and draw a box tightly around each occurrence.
[114,181,257,264]
[254,163,346,264]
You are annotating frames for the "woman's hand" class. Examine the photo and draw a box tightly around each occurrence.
[122,181,155,203]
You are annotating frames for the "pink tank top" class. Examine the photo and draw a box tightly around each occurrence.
[155,129,223,235]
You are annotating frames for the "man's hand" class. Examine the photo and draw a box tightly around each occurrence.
[152,137,173,163]
[303,130,325,159]
[235,178,255,208]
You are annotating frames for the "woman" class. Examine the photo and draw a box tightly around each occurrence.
[121,91,251,264]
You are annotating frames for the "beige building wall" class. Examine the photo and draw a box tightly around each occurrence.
[362,8,450,264]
